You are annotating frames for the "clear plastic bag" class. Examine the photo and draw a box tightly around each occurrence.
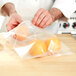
[2,20,74,59]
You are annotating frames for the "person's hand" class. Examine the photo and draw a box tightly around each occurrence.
[6,12,23,31]
[32,8,53,28]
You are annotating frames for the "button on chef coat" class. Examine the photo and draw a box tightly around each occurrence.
[0,0,76,33]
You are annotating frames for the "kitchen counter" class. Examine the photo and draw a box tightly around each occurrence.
[0,34,76,76]
[72,34,76,39]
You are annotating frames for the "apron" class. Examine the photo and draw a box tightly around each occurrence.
[0,0,59,34]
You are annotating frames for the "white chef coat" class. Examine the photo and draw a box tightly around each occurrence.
[0,0,76,33]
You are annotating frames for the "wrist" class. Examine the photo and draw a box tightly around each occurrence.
[9,10,17,16]
[49,8,63,22]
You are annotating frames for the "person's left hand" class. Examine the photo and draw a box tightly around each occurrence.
[32,8,53,28]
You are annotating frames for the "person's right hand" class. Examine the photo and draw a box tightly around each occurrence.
[6,12,23,31]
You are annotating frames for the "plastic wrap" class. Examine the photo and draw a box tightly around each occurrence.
[2,20,74,58]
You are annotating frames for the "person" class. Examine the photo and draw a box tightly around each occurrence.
[0,0,76,33]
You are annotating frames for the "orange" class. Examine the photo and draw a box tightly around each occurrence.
[13,34,27,41]
[13,25,29,41]
[29,39,47,56]
[45,37,61,54]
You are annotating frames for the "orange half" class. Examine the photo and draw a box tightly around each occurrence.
[29,39,47,56]
[13,25,29,41]
[45,37,61,54]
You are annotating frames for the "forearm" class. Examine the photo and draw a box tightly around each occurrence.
[1,3,16,16]
[49,8,64,22]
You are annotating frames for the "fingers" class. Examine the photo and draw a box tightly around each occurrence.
[6,22,19,31]
[32,8,53,28]
[17,17,23,23]
[38,15,49,28]
[6,12,23,31]
[43,17,52,28]
[36,10,48,26]
[32,8,45,25]
[45,18,52,26]
[6,16,23,31]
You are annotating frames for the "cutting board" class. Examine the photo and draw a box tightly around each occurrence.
[0,34,76,76]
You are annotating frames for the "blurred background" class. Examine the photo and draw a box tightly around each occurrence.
[0,0,76,39]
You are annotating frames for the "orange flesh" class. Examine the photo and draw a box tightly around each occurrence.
[29,40,47,56]
[45,37,61,54]
[13,25,29,41]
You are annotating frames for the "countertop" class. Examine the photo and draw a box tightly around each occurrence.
[0,34,76,76]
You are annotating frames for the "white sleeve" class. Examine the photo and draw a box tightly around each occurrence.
[52,0,76,18]
[0,0,14,10]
